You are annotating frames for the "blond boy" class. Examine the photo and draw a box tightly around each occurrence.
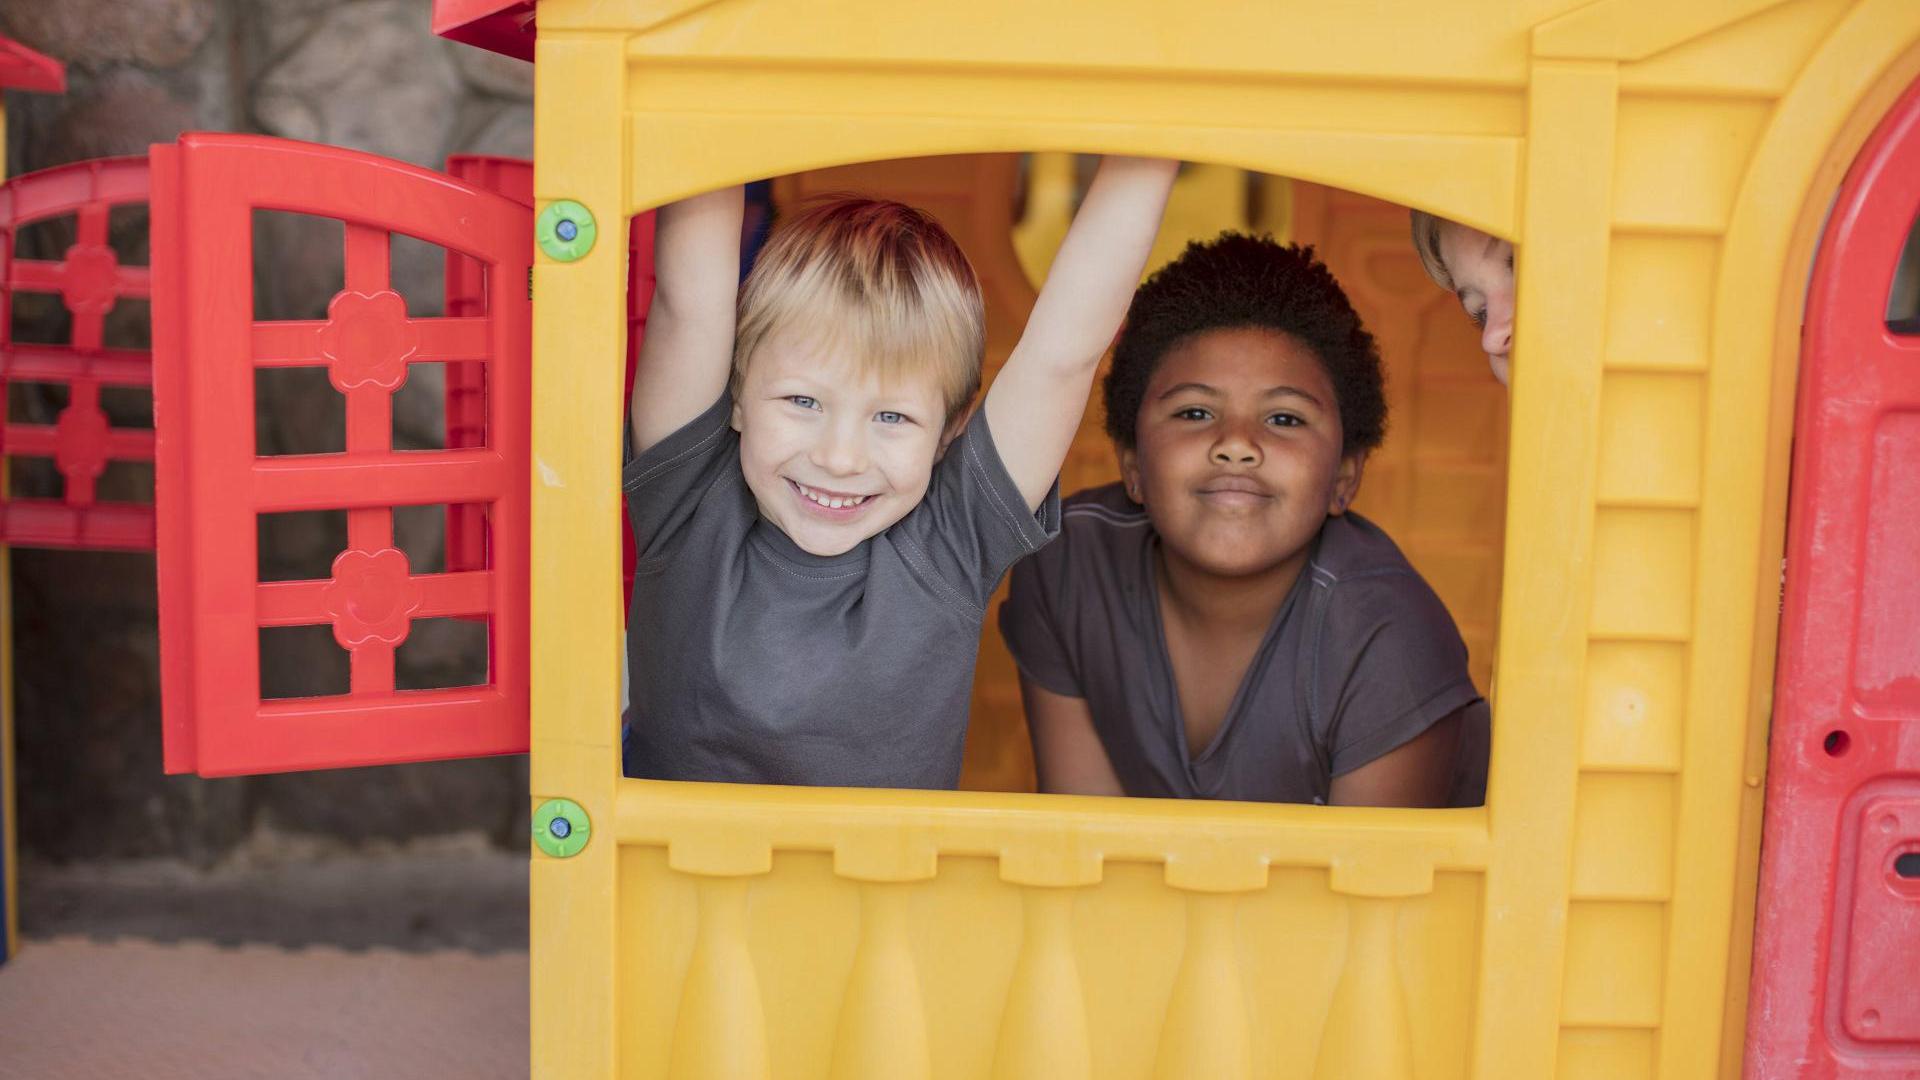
[623,158,1177,787]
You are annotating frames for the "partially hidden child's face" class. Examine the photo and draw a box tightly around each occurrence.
[1120,327,1364,580]
[1436,220,1516,385]
[732,329,955,557]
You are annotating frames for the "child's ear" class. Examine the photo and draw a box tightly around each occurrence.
[1327,450,1368,516]
[729,399,745,434]
[934,410,969,461]
[1119,445,1145,505]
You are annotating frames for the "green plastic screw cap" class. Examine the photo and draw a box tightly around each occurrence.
[532,797,591,858]
[536,200,597,262]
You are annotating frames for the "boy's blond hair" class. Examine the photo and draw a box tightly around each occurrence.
[1408,208,1454,291]
[732,196,985,425]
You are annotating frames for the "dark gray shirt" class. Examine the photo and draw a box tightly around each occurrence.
[623,393,1060,789]
[999,483,1487,805]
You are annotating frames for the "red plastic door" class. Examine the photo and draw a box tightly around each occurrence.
[1744,78,1920,1078]
[150,134,531,777]
[0,157,156,551]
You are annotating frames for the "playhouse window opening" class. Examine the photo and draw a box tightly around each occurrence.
[101,297,152,352]
[251,210,345,322]
[9,289,71,346]
[390,361,455,451]
[616,155,1504,811]
[8,379,69,423]
[98,385,153,428]
[12,213,74,260]
[259,623,351,700]
[106,203,150,266]
[389,231,451,319]
[395,617,491,691]
[7,456,62,501]
[258,509,349,583]
[1888,208,1920,333]
[253,366,346,456]
[95,459,154,504]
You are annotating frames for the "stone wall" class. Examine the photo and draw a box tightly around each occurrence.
[1,0,534,860]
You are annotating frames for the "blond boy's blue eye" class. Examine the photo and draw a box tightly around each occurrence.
[787,395,820,410]
[876,411,907,425]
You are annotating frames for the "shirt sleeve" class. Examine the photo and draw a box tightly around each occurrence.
[1315,570,1485,778]
[998,541,1084,698]
[893,407,1062,613]
[621,392,739,563]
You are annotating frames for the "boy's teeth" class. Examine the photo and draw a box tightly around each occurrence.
[799,483,866,509]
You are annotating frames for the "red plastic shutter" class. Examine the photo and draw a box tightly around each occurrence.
[1744,78,1920,1078]
[0,34,64,94]
[430,0,536,61]
[441,155,532,580]
[152,134,531,777]
[623,211,658,612]
[0,157,156,551]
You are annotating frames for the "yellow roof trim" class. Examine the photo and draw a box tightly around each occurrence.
[1533,0,1796,61]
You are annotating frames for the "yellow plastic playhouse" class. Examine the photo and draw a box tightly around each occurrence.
[141,0,1920,1075]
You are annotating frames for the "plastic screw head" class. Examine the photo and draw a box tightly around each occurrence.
[536,199,597,262]
[532,797,591,858]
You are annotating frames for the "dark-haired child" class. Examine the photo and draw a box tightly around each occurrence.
[998,234,1488,806]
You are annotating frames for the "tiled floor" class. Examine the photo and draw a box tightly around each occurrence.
[0,937,527,1078]
[2,839,530,1078]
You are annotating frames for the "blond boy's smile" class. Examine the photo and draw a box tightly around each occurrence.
[787,478,878,517]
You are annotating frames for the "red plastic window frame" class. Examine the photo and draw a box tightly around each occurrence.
[0,156,157,551]
[152,134,531,777]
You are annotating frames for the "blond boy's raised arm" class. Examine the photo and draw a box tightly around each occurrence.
[984,156,1178,510]
[629,185,746,457]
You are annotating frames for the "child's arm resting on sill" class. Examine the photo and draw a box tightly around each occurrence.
[1021,676,1126,797]
[630,185,747,457]
[985,156,1178,511]
[1327,706,1467,809]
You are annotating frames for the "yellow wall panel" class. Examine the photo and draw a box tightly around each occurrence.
[1590,508,1696,640]
[517,2,1920,1075]
[1558,1027,1656,1080]
[1584,641,1688,771]
[1613,96,1772,233]
[1597,372,1705,506]
[1618,0,1852,96]
[1571,773,1677,900]
[1561,901,1666,1027]
[1604,234,1719,371]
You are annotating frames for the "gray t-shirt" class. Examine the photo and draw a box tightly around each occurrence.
[623,392,1060,789]
[999,483,1488,805]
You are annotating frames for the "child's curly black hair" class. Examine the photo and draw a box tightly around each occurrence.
[1103,233,1386,456]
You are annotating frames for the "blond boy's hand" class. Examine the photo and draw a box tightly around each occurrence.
[985,156,1179,511]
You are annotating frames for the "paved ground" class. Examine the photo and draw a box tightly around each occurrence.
[0,833,529,1078]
